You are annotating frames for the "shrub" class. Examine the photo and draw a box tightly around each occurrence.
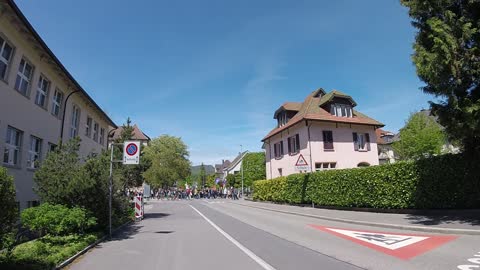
[0,167,18,250]
[21,203,96,236]
[253,154,480,209]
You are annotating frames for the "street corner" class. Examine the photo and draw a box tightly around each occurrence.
[308,224,457,260]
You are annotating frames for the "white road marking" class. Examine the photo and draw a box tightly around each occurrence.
[189,205,276,270]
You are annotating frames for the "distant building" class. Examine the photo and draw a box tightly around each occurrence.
[376,129,396,164]
[0,0,116,210]
[108,124,150,147]
[223,151,248,180]
[262,88,384,179]
[214,159,230,180]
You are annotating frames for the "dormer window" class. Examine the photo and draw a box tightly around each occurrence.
[278,112,288,127]
[330,104,352,117]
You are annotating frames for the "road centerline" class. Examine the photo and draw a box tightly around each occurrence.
[189,204,277,270]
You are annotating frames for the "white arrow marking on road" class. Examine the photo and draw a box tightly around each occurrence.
[189,205,276,270]
[326,228,428,250]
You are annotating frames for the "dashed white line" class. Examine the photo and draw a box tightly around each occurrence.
[189,205,276,270]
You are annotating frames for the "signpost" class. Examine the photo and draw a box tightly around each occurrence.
[294,154,310,172]
[108,141,141,238]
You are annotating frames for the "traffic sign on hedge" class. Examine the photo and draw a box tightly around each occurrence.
[123,141,140,165]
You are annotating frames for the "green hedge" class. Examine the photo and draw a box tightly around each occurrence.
[253,154,480,209]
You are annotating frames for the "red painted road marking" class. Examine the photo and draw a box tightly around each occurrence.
[309,225,457,260]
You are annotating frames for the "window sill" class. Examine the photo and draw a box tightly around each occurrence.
[323,149,335,152]
[357,149,369,152]
[13,88,31,99]
[288,152,299,156]
[35,103,48,112]
[0,78,9,86]
[274,156,283,160]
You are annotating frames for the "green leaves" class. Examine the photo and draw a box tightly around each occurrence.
[253,154,480,209]
[241,152,266,188]
[393,112,447,160]
[0,167,17,250]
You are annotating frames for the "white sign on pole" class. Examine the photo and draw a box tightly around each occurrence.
[294,154,310,171]
[123,141,140,165]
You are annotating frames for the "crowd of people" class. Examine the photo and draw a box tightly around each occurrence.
[152,186,241,200]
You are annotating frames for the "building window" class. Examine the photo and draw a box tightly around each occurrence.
[51,89,63,117]
[330,104,352,117]
[273,141,284,159]
[0,36,13,81]
[287,134,300,155]
[70,105,81,138]
[27,136,42,169]
[3,126,22,166]
[14,58,33,96]
[315,162,336,171]
[99,128,105,145]
[35,75,50,108]
[357,162,370,167]
[278,168,283,177]
[27,200,40,208]
[85,116,92,137]
[48,142,57,153]
[353,132,371,151]
[93,122,99,142]
[322,130,334,150]
[277,112,289,127]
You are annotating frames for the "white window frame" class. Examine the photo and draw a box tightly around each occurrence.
[315,162,337,171]
[0,36,13,80]
[93,122,99,142]
[70,105,81,138]
[35,75,50,108]
[15,58,33,96]
[3,126,22,166]
[27,136,42,169]
[85,116,92,137]
[51,89,63,117]
[48,142,57,153]
[331,104,353,117]
[99,127,105,145]
[357,133,366,151]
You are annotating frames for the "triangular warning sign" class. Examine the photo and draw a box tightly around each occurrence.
[309,225,456,260]
[295,154,308,166]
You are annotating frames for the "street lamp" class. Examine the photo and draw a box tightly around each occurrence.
[59,89,80,147]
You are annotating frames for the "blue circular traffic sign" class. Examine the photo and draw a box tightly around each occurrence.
[126,143,138,156]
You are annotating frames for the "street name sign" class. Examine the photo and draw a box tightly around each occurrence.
[123,141,140,165]
[309,225,456,260]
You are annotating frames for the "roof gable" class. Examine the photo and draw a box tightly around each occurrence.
[319,90,357,107]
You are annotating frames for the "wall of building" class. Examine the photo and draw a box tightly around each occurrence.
[265,121,379,179]
[0,12,112,209]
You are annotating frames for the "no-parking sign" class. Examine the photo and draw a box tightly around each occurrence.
[123,141,140,165]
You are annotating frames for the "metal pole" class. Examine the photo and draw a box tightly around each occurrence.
[241,161,244,198]
[59,89,80,147]
[109,144,114,238]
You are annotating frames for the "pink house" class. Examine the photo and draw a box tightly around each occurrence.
[262,88,384,179]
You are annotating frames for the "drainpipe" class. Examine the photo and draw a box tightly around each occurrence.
[267,140,273,180]
[59,89,80,147]
[307,120,313,173]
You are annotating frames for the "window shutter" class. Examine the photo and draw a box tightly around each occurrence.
[365,133,371,151]
[330,104,335,115]
[287,137,292,154]
[280,141,284,155]
[295,134,300,152]
[353,132,359,151]
[274,143,278,158]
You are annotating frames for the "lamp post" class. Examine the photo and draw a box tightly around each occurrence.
[59,89,80,147]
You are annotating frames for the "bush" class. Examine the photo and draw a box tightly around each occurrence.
[0,234,98,270]
[0,167,18,250]
[253,154,480,209]
[21,203,96,236]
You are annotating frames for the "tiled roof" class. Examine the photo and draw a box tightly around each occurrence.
[109,124,150,141]
[262,89,384,141]
[376,128,395,145]
[274,102,302,118]
[224,151,248,171]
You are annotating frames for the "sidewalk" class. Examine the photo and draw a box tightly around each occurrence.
[233,200,480,235]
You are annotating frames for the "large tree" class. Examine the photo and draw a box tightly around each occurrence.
[393,112,446,160]
[241,152,266,187]
[0,167,18,250]
[401,0,480,156]
[143,135,191,188]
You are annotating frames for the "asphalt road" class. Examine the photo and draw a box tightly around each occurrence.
[69,200,480,270]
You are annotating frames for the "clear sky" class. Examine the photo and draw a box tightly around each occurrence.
[16,0,432,165]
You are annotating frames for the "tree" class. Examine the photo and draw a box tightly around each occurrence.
[143,135,191,188]
[241,152,266,187]
[393,112,446,160]
[0,167,18,250]
[401,0,480,156]
[199,163,206,187]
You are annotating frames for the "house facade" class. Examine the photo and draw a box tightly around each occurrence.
[376,128,396,164]
[223,151,248,180]
[262,88,384,179]
[0,0,116,209]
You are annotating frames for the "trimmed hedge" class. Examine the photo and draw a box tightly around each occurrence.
[253,154,480,209]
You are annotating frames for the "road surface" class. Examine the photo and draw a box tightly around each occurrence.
[69,199,480,270]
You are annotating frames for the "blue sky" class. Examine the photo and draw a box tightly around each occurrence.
[16,0,432,165]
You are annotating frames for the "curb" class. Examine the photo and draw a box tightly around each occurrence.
[233,202,480,236]
[55,220,133,269]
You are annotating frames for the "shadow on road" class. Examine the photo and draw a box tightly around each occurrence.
[104,223,143,243]
[405,212,480,226]
[143,213,170,219]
